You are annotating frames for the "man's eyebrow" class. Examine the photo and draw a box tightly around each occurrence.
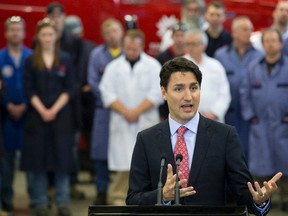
[173,82,199,86]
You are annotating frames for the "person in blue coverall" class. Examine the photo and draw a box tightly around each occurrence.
[0,16,32,213]
[214,16,263,160]
[0,68,8,216]
[88,18,123,205]
[240,28,288,212]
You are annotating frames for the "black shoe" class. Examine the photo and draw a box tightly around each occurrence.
[2,202,13,212]
[94,192,107,205]
[58,207,71,216]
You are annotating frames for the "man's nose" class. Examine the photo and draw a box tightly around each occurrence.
[183,89,192,100]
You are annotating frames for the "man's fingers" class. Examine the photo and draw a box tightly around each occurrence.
[247,182,257,196]
[180,186,196,198]
[269,172,282,184]
[254,181,263,195]
[166,164,173,179]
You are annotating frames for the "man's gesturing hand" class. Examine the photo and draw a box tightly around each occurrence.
[162,164,196,202]
[248,172,282,206]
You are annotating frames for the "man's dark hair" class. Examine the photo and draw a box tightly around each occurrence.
[160,57,202,90]
[46,2,64,15]
[207,0,225,10]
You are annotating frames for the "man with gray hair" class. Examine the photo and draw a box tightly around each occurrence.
[215,16,263,159]
[181,0,207,30]
[160,0,207,52]
[184,29,231,123]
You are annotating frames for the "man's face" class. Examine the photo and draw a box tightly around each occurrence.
[232,19,253,45]
[124,37,143,61]
[5,22,25,46]
[185,2,201,19]
[172,30,186,50]
[185,34,205,58]
[103,23,123,47]
[47,11,65,34]
[273,1,288,26]
[205,6,225,28]
[262,31,282,56]
[161,72,200,124]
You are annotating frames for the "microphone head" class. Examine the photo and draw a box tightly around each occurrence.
[160,153,167,166]
[176,154,183,162]
[160,153,167,161]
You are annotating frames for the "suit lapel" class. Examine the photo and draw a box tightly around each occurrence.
[188,116,211,186]
[158,120,176,172]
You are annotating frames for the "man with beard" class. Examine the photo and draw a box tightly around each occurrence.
[252,0,288,52]
[0,16,32,213]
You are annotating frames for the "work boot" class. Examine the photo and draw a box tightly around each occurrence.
[94,192,107,205]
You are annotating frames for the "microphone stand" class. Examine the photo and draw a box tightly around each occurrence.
[174,161,181,206]
[156,156,166,206]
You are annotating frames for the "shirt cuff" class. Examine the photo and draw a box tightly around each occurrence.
[254,198,270,215]
[162,200,172,206]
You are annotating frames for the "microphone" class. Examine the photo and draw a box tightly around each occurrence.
[155,153,167,206]
[174,154,183,206]
[175,154,183,166]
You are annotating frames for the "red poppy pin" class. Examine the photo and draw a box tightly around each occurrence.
[58,65,67,77]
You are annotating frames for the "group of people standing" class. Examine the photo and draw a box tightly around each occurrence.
[0,0,287,216]
[0,2,94,216]
[158,0,288,213]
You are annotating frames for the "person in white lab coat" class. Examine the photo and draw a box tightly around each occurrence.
[184,29,231,123]
[99,29,163,205]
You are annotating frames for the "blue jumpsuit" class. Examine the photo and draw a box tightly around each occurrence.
[240,56,288,176]
[0,46,32,210]
[0,46,32,152]
[215,45,263,159]
[88,44,122,193]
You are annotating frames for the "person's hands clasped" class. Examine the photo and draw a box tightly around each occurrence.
[40,108,57,122]
[248,172,282,206]
[162,164,196,202]
[123,109,140,123]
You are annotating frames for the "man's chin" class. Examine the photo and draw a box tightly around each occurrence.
[181,112,196,120]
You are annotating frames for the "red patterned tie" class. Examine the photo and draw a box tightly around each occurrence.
[174,126,189,188]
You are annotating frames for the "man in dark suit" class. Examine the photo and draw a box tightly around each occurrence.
[126,57,282,216]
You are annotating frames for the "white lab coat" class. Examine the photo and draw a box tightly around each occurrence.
[99,53,163,171]
[184,54,231,123]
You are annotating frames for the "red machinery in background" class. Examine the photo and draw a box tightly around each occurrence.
[0,0,278,55]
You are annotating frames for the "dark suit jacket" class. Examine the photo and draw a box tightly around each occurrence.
[0,75,4,157]
[126,115,269,216]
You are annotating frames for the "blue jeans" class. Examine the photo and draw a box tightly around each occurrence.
[27,171,70,208]
[94,160,109,193]
[0,152,15,209]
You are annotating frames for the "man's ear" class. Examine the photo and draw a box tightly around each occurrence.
[161,86,167,101]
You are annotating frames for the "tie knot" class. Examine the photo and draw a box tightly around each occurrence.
[178,126,188,137]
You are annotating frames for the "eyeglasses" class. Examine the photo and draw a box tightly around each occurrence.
[37,17,55,27]
[6,16,23,24]
[172,23,188,33]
